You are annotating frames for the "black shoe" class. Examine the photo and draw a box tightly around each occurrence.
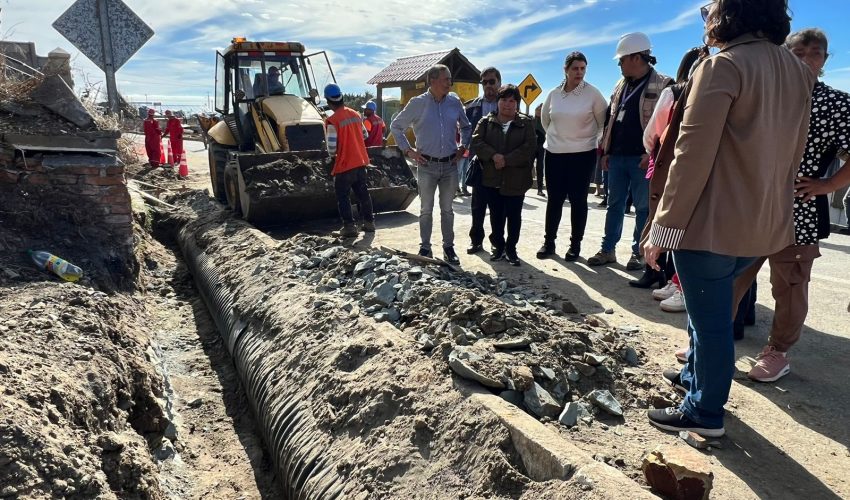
[462,188,471,197]
[537,190,546,197]
[647,407,725,437]
[629,267,665,288]
[418,247,433,258]
[506,249,520,266]
[661,368,687,394]
[490,248,505,261]
[466,243,484,254]
[564,244,580,262]
[536,243,555,259]
[443,247,460,265]
[598,197,607,208]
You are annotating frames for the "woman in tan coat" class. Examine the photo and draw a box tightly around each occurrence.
[643,0,815,438]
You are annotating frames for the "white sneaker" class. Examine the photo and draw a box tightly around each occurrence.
[652,281,678,301]
[660,289,686,312]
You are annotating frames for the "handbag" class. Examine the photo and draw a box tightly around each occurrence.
[464,155,483,187]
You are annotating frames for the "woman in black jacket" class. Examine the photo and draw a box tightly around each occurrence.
[471,85,537,265]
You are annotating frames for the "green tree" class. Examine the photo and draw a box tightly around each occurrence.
[343,90,375,111]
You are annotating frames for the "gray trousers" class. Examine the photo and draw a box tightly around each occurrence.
[417,160,458,250]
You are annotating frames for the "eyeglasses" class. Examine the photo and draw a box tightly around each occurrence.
[481,78,498,86]
[700,2,713,22]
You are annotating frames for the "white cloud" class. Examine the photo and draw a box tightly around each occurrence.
[0,0,705,108]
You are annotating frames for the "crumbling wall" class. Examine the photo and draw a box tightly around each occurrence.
[0,148,136,289]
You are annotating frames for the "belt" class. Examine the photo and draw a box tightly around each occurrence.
[421,154,454,163]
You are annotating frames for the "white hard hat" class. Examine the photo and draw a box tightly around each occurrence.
[614,32,652,59]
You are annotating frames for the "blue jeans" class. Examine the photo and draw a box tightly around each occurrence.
[417,160,458,250]
[674,250,758,429]
[458,157,470,189]
[601,155,648,254]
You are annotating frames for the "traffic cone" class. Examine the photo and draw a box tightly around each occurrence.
[159,140,165,164]
[166,139,174,166]
[178,154,188,178]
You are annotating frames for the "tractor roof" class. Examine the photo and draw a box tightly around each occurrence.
[224,39,306,55]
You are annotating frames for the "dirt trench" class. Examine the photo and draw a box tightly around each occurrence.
[0,197,283,498]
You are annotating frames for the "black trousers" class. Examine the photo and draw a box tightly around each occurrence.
[334,167,373,223]
[543,149,597,245]
[482,186,524,252]
[468,185,488,245]
[535,144,545,190]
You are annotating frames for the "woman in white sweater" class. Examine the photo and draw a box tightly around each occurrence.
[536,51,608,261]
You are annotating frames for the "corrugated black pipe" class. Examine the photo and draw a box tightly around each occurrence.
[177,227,345,499]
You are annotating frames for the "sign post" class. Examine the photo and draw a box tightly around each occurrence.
[518,73,542,115]
[53,0,154,115]
[96,0,118,115]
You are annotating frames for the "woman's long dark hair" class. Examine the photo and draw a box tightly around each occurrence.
[675,46,710,83]
[706,0,791,45]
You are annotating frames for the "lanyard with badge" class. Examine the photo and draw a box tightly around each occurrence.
[616,79,647,122]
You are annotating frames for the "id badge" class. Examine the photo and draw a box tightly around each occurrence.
[616,109,625,122]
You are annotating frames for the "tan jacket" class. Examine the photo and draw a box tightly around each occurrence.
[649,34,815,256]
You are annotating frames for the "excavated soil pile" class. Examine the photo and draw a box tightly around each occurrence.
[281,234,646,426]
[0,236,169,498]
[241,149,416,199]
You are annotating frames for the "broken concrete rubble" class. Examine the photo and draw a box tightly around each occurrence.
[30,75,94,129]
[278,233,643,434]
[587,389,624,417]
[642,445,714,500]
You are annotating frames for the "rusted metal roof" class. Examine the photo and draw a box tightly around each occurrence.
[368,48,479,85]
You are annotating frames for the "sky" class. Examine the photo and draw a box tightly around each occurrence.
[2,0,849,114]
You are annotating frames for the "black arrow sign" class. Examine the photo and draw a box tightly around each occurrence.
[523,82,539,97]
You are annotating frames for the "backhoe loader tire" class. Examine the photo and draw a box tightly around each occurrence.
[208,142,228,203]
[224,162,242,215]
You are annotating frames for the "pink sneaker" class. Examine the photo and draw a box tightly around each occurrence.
[748,345,790,382]
[674,346,688,364]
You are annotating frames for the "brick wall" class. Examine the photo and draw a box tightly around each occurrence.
[0,147,136,288]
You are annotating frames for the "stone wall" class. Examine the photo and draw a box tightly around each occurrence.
[0,146,136,289]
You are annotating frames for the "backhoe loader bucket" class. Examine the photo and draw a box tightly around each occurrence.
[223,146,418,227]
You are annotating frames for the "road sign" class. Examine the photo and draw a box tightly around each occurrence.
[518,73,542,108]
[53,0,153,114]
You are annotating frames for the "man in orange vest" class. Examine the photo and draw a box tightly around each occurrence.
[162,110,184,166]
[361,100,384,147]
[325,84,375,237]
[143,108,162,167]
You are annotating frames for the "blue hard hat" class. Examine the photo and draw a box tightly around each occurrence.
[362,100,377,112]
[323,83,343,102]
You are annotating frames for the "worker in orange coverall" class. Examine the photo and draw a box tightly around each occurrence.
[162,110,184,165]
[143,109,162,167]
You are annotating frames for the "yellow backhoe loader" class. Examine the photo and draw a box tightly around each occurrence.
[206,38,416,226]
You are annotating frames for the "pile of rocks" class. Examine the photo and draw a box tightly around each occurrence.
[279,235,650,428]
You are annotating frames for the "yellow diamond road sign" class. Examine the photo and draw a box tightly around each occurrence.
[519,73,542,107]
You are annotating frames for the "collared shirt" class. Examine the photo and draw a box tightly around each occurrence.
[481,99,498,117]
[390,90,472,157]
[794,81,850,244]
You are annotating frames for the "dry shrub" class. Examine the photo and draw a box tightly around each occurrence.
[0,58,43,102]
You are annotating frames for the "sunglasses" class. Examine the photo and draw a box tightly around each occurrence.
[700,2,713,22]
[481,78,498,86]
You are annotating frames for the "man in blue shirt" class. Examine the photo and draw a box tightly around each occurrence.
[391,64,472,264]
